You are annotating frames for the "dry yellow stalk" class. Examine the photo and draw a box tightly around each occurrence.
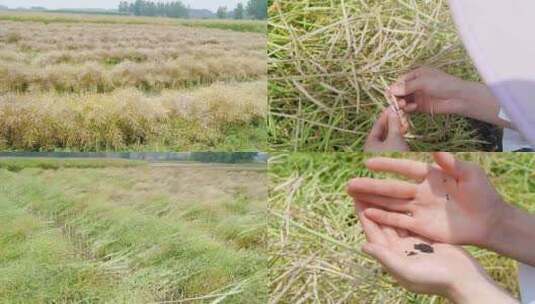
[387,90,410,135]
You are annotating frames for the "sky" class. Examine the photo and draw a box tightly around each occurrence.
[0,0,242,11]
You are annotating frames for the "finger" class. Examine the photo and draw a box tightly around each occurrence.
[366,157,429,182]
[404,102,418,112]
[390,73,429,96]
[354,193,412,212]
[381,224,399,243]
[396,228,409,238]
[364,208,417,231]
[357,200,403,243]
[432,152,471,180]
[362,243,403,274]
[394,69,421,86]
[386,109,403,138]
[397,94,418,113]
[354,200,388,245]
[348,178,417,199]
[368,110,389,141]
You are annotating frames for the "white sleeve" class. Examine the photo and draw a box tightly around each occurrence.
[499,108,512,122]
[520,262,535,304]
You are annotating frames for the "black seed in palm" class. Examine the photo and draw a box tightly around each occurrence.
[414,243,434,253]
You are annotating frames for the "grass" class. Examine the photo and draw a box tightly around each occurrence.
[268,152,535,303]
[0,160,267,303]
[0,15,267,151]
[0,157,145,172]
[268,0,491,152]
[0,11,267,33]
[0,194,142,303]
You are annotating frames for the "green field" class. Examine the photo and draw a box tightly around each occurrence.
[0,159,267,303]
[269,153,535,303]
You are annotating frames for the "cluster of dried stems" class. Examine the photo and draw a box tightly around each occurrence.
[0,21,266,93]
[0,18,267,150]
[0,10,266,32]
[0,80,266,151]
[268,0,483,151]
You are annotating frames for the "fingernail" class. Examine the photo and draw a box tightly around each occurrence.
[362,243,374,254]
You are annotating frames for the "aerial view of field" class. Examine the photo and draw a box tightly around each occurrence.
[0,11,267,151]
[269,153,535,303]
[0,157,267,303]
[268,0,497,152]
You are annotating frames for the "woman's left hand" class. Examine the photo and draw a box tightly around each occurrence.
[355,200,518,303]
[364,107,410,152]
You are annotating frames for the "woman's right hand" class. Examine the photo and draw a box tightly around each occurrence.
[347,152,507,247]
[390,67,510,128]
[389,67,474,115]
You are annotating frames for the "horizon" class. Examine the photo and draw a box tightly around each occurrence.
[0,0,244,12]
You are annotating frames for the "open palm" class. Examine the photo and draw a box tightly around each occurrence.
[348,152,506,246]
[355,201,490,297]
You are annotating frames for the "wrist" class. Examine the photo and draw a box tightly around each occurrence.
[446,274,486,304]
[447,273,517,304]
[482,202,516,251]
[455,81,488,115]
[456,82,508,127]
[482,203,535,266]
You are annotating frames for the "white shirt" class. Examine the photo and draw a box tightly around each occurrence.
[499,109,534,151]
[520,263,535,304]
[499,109,534,304]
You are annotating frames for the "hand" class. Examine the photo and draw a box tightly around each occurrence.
[347,152,506,246]
[389,67,469,115]
[390,67,510,128]
[355,200,518,303]
[364,107,410,152]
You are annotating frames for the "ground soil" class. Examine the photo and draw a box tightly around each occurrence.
[470,118,502,151]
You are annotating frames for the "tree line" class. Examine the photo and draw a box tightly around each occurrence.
[118,1,188,18]
[118,0,267,20]
[216,0,267,20]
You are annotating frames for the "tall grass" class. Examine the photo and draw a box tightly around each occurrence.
[0,162,268,303]
[269,153,535,303]
[0,80,267,151]
[268,0,488,151]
